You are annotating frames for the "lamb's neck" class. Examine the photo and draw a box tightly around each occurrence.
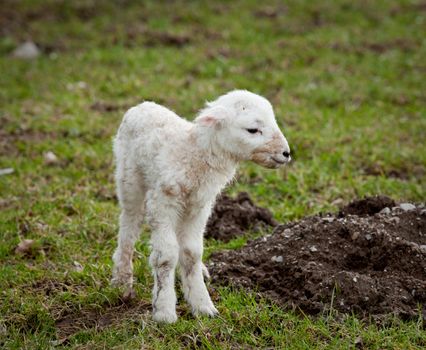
[190,125,238,175]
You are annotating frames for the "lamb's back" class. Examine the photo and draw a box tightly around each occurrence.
[118,102,190,139]
[114,101,193,171]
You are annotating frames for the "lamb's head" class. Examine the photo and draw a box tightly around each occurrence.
[195,90,291,169]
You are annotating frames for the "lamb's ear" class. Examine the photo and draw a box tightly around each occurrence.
[195,106,229,128]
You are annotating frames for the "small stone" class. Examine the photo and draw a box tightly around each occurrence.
[351,231,360,240]
[389,217,400,224]
[419,245,426,254]
[365,234,372,241]
[309,246,318,252]
[409,242,419,250]
[322,217,334,223]
[271,255,283,263]
[283,228,292,238]
[399,203,416,212]
[12,41,40,59]
[15,239,35,254]
[73,261,83,272]
[0,168,14,176]
[44,151,59,165]
[353,276,358,282]
[331,198,344,206]
[379,207,391,215]
[66,81,88,91]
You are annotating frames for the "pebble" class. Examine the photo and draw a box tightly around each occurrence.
[73,261,83,272]
[44,151,59,165]
[389,217,400,224]
[15,239,35,254]
[322,217,334,223]
[271,255,283,263]
[399,203,416,212]
[365,234,372,241]
[12,41,40,59]
[0,168,14,176]
[379,207,391,215]
[283,228,292,238]
[419,245,426,254]
[309,246,318,252]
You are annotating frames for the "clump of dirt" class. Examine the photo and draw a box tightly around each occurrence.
[338,195,396,216]
[209,197,426,321]
[205,192,278,242]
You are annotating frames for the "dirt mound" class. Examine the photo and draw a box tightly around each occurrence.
[339,195,396,216]
[205,192,277,242]
[209,198,426,321]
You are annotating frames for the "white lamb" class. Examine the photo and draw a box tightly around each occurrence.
[111,90,291,323]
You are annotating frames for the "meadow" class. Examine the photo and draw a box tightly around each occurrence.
[0,0,425,348]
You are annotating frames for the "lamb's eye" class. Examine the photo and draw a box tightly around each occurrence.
[246,128,260,134]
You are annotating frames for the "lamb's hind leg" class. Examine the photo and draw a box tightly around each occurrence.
[178,205,218,317]
[111,174,145,294]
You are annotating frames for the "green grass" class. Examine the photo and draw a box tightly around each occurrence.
[1,0,425,348]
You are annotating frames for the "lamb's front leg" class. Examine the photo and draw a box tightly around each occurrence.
[149,217,180,323]
[178,206,218,317]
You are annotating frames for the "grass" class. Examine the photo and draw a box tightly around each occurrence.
[0,0,425,348]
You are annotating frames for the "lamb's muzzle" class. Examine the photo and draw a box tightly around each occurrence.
[111,89,291,323]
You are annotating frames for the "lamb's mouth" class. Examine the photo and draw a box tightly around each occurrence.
[271,157,286,165]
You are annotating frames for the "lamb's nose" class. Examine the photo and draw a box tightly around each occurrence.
[283,151,290,158]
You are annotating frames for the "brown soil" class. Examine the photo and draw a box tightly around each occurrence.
[205,192,278,242]
[55,299,150,341]
[338,195,396,216]
[363,163,426,180]
[209,196,426,321]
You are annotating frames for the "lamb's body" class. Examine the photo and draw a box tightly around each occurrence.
[115,102,235,211]
[111,90,290,323]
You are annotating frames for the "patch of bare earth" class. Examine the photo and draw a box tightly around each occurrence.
[0,128,56,157]
[55,299,150,340]
[209,196,426,321]
[205,192,278,242]
[363,163,425,181]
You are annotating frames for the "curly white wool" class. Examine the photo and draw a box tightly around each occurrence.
[111,90,290,323]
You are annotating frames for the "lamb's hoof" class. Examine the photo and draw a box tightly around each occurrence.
[111,270,133,288]
[121,288,136,302]
[192,303,219,317]
[152,309,178,324]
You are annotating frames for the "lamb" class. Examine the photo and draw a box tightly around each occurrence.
[111,90,291,323]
